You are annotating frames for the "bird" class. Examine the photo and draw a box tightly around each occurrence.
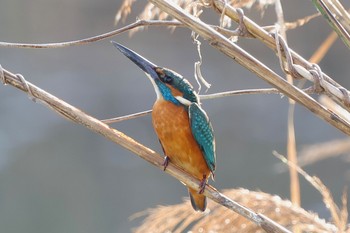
[112,41,216,212]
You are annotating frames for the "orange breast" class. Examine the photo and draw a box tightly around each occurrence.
[152,99,210,179]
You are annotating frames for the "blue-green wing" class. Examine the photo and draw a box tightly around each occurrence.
[189,103,216,173]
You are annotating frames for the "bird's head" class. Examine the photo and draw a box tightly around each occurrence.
[112,41,199,106]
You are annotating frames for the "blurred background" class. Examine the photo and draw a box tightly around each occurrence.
[0,0,349,232]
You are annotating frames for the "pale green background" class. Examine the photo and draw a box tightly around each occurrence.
[0,0,349,232]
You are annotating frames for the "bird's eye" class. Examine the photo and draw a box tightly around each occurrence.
[163,76,172,83]
[156,68,172,84]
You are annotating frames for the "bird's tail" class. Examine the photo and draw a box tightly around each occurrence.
[188,188,207,212]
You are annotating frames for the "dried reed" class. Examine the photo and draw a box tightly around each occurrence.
[133,188,338,233]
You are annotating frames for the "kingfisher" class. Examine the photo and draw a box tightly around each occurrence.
[112,41,216,212]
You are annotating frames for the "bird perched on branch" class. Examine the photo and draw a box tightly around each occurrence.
[112,41,216,212]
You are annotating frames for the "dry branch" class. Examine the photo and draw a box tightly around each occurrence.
[0,66,291,233]
[211,1,350,112]
[0,20,181,48]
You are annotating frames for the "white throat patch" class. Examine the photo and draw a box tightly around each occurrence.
[145,73,161,100]
[175,96,192,106]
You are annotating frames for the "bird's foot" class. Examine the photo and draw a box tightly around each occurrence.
[198,175,207,194]
[162,156,170,171]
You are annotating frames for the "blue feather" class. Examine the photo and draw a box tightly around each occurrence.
[189,103,216,173]
[155,79,181,105]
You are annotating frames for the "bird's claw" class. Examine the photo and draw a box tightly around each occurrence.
[162,156,169,171]
[198,175,207,194]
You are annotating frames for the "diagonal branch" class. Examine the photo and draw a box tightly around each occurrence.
[212,1,350,112]
[149,0,350,136]
[0,65,291,233]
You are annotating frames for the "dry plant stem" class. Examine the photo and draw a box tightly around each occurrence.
[273,151,348,231]
[101,109,152,124]
[1,67,290,233]
[200,88,280,99]
[287,104,300,203]
[103,87,320,124]
[102,89,281,123]
[297,137,350,167]
[0,20,181,48]
[275,0,301,214]
[149,0,350,136]
[212,1,350,112]
[309,31,338,64]
[262,12,320,32]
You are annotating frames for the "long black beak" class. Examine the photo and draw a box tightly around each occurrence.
[111,41,158,79]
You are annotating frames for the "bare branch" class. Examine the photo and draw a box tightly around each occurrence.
[102,110,152,124]
[200,88,280,99]
[101,88,280,123]
[0,20,181,49]
[102,87,324,124]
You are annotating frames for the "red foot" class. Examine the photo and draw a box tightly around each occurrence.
[198,174,207,194]
[162,156,169,171]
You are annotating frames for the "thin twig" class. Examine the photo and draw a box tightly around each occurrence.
[263,12,320,32]
[102,88,282,123]
[0,20,181,48]
[102,87,322,124]
[0,65,291,233]
[102,110,152,124]
[298,137,350,167]
[200,88,281,99]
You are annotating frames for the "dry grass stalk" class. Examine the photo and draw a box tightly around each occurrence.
[115,0,204,34]
[320,95,350,125]
[274,1,301,214]
[297,137,350,167]
[115,0,272,24]
[133,188,338,233]
[0,20,181,49]
[274,152,349,232]
[284,12,320,31]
